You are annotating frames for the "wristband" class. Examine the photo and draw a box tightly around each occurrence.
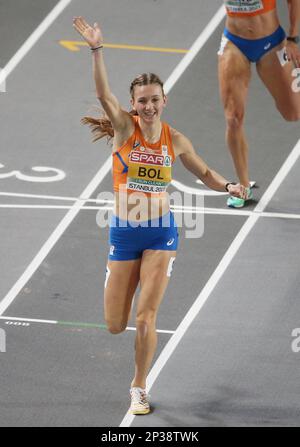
[287,36,300,44]
[225,182,236,192]
[91,45,103,51]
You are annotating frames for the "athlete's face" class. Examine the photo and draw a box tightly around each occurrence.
[131,84,167,123]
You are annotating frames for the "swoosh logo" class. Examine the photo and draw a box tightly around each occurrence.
[167,238,175,246]
[264,43,271,50]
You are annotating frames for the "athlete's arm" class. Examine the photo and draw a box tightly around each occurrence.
[172,131,246,197]
[73,17,132,132]
[286,0,300,37]
[285,1,300,65]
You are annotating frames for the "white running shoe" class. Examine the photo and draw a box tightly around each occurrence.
[130,387,150,415]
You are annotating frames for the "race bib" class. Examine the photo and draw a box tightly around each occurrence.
[127,149,172,194]
[225,0,263,14]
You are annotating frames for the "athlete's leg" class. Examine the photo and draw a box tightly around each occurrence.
[131,249,176,389]
[104,259,141,334]
[218,40,252,187]
[256,42,300,121]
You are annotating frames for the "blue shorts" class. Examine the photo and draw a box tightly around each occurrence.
[108,211,179,261]
[222,26,286,63]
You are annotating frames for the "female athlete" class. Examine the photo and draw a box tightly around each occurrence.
[219,0,300,207]
[73,16,245,414]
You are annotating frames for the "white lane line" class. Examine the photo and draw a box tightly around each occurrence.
[0,316,57,325]
[0,0,72,87]
[259,211,300,219]
[0,191,113,204]
[120,140,300,427]
[255,139,300,213]
[126,327,175,335]
[0,316,175,334]
[0,157,111,316]
[0,204,111,210]
[1,203,300,221]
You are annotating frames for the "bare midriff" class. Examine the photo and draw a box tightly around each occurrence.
[226,9,280,39]
[114,191,170,222]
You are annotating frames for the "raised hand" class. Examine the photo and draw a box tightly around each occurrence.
[73,16,103,49]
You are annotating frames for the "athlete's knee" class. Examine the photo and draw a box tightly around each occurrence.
[136,312,156,335]
[106,319,127,334]
[225,111,245,130]
[276,98,300,121]
[281,108,300,122]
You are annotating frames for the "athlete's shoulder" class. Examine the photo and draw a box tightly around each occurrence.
[169,127,194,157]
[169,127,189,144]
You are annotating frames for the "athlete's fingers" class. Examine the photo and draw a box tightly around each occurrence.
[73,16,84,26]
[72,23,82,35]
[73,17,86,33]
[73,24,86,37]
[288,47,300,67]
[72,21,82,32]
[74,17,89,32]
[79,17,90,29]
[230,184,246,198]
[237,185,245,197]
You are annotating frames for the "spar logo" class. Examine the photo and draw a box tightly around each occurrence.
[130,151,171,167]
[130,151,165,166]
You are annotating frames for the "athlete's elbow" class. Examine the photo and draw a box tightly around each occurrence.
[97,95,107,105]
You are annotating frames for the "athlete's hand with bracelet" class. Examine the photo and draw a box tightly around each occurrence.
[73,16,103,50]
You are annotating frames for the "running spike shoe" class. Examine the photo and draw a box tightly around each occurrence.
[130,387,150,415]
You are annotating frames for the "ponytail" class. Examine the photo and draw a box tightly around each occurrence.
[81,109,137,143]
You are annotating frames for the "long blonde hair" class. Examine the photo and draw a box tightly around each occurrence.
[81,73,165,143]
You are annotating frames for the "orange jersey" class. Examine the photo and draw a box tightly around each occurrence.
[225,0,276,17]
[112,116,175,196]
